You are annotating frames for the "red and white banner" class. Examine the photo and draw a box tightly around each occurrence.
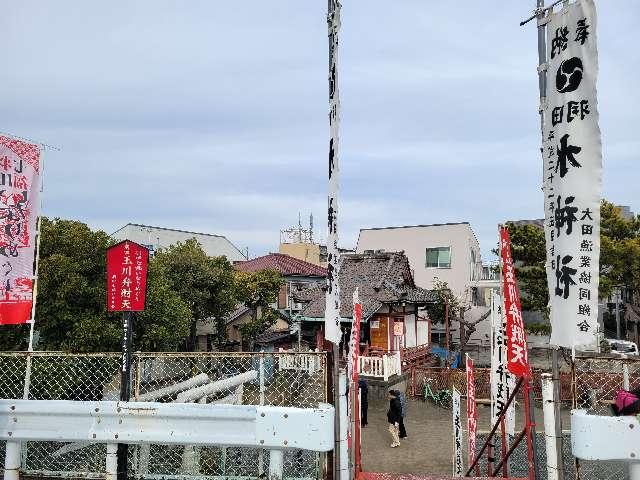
[347,288,362,454]
[466,354,478,469]
[348,287,362,384]
[0,136,41,325]
[107,240,149,312]
[499,226,531,378]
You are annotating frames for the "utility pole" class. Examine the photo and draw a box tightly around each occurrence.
[615,287,622,340]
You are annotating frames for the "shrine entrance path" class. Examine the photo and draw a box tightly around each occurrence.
[360,397,557,476]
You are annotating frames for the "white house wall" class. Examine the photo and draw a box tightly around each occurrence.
[356,223,481,300]
[404,314,417,348]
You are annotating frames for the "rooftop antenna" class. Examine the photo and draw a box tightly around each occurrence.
[309,213,314,244]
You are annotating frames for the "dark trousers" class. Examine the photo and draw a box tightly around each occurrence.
[361,402,368,426]
[398,418,407,438]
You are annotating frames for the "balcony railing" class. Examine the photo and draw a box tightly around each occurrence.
[358,351,401,381]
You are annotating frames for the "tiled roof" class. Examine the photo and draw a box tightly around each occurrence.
[234,253,327,277]
[294,251,437,320]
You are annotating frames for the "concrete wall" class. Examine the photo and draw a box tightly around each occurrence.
[279,243,326,267]
[356,223,482,300]
[112,224,246,262]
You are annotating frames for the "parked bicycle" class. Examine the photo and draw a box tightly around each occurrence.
[423,377,452,408]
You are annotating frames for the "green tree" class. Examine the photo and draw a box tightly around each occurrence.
[234,269,283,350]
[505,200,640,320]
[503,222,549,319]
[134,260,191,351]
[425,279,460,325]
[0,218,192,352]
[427,279,490,355]
[153,239,237,351]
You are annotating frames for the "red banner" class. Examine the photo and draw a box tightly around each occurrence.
[499,226,531,378]
[107,240,149,312]
[0,136,41,325]
[466,355,478,469]
[349,288,363,384]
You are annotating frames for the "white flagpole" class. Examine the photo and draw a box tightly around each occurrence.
[23,153,44,403]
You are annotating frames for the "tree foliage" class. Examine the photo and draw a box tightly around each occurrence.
[0,218,193,352]
[234,269,284,350]
[505,200,640,319]
[503,222,549,319]
[153,239,237,351]
[425,279,460,325]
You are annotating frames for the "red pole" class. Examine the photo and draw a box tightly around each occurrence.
[523,379,536,480]
[500,417,509,478]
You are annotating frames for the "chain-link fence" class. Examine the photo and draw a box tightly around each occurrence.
[408,366,573,401]
[0,351,328,480]
[572,355,640,480]
[474,431,575,480]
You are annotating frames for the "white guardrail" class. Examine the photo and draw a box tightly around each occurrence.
[0,400,335,480]
[357,351,401,381]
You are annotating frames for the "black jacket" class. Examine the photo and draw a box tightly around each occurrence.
[387,397,402,424]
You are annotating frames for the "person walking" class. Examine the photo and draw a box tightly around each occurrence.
[358,378,368,427]
[392,389,408,439]
[387,390,402,448]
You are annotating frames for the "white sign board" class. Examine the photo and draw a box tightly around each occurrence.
[543,0,601,349]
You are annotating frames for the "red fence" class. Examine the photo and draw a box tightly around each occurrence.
[408,366,573,401]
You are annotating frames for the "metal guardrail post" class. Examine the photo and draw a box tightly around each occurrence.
[543,373,560,480]
[4,441,20,480]
[106,443,118,480]
[269,449,284,480]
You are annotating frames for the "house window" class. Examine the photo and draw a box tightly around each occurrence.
[425,247,451,268]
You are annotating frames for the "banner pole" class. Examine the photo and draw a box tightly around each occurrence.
[117,311,134,480]
[534,1,565,477]
[332,344,341,480]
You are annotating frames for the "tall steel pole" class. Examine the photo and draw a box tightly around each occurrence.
[327,1,342,479]
[535,1,564,479]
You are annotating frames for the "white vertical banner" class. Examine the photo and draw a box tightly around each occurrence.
[543,0,601,349]
[324,0,342,345]
[452,387,463,477]
[465,354,477,470]
[490,291,516,436]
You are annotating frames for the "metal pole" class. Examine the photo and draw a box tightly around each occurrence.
[332,344,341,480]
[524,379,541,480]
[542,373,559,480]
[615,289,622,340]
[117,311,134,480]
[535,1,564,478]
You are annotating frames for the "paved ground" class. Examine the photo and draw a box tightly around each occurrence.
[361,397,570,476]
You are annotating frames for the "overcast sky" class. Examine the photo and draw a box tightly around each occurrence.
[3,1,638,260]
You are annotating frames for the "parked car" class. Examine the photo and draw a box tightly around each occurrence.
[605,339,639,356]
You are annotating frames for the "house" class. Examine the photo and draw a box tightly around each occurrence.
[196,253,328,351]
[234,253,328,314]
[356,223,498,352]
[196,305,293,352]
[111,223,246,262]
[294,251,437,353]
[357,222,483,298]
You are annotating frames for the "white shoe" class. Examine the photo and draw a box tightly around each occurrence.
[390,443,399,448]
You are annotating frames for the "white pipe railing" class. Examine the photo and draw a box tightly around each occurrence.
[1,400,335,480]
